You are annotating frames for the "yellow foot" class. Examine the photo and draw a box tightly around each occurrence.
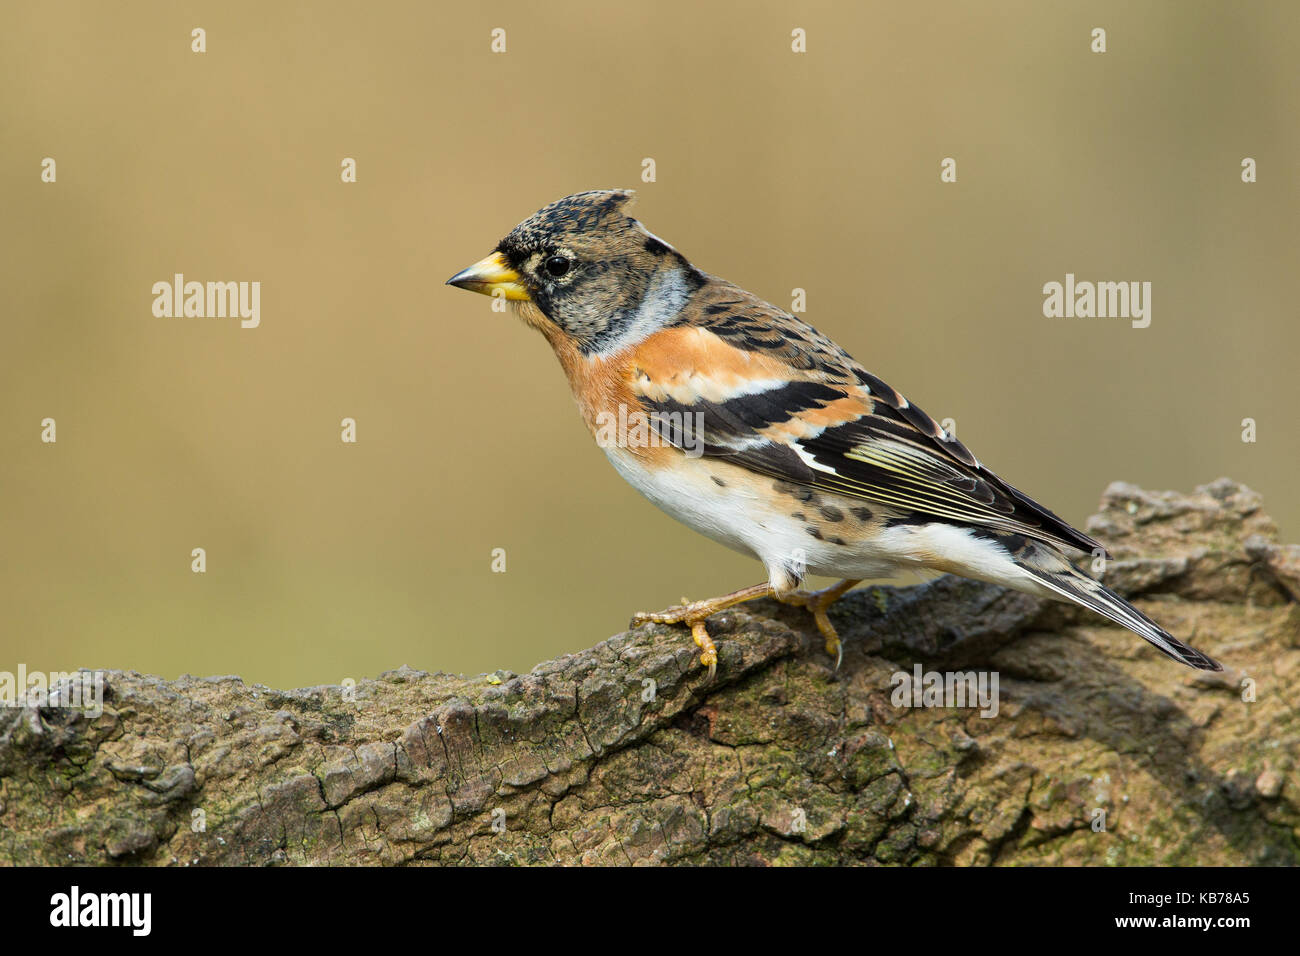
[631,583,772,681]
[778,578,861,669]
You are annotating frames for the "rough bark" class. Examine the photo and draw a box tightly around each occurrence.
[2,478,1297,866]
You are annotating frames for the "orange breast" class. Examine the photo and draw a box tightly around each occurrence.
[526,305,684,467]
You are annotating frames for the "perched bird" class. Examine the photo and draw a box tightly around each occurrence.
[447,190,1221,678]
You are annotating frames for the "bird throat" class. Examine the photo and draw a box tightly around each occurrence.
[582,264,699,358]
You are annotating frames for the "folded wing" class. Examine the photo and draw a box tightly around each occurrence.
[632,307,1104,556]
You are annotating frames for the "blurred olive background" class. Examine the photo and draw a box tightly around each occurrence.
[2,1,1297,688]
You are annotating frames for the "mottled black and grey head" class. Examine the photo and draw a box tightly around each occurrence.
[447,190,705,354]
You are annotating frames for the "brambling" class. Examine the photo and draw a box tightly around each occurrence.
[447,190,1221,679]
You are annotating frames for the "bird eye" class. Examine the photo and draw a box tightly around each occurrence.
[544,255,571,278]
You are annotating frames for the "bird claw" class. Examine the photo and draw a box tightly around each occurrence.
[630,582,773,680]
[778,580,858,670]
[691,621,718,683]
[631,601,718,679]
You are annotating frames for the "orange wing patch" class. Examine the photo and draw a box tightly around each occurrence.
[624,326,826,404]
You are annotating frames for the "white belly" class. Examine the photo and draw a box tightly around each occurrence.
[602,445,1043,596]
[602,446,899,589]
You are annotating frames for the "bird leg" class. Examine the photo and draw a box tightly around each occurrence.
[631,583,774,680]
[777,578,861,669]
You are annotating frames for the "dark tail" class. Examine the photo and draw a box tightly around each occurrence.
[1021,557,1222,671]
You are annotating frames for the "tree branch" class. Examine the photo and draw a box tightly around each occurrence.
[2,478,1296,865]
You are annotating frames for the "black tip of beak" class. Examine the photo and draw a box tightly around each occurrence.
[445,269,473,289]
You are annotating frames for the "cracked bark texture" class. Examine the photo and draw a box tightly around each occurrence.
[2,478,1297,866]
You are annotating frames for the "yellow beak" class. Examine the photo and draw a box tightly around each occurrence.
[445,251,531,301]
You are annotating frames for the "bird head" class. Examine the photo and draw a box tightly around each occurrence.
[446,190,703,354]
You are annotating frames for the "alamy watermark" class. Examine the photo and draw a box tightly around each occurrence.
[49,886,150,936]
[890,664,1000,718]
[152,274,260,328]
[1,666,104,718]
[594,403,706,458]
[1042,273,1151,328]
